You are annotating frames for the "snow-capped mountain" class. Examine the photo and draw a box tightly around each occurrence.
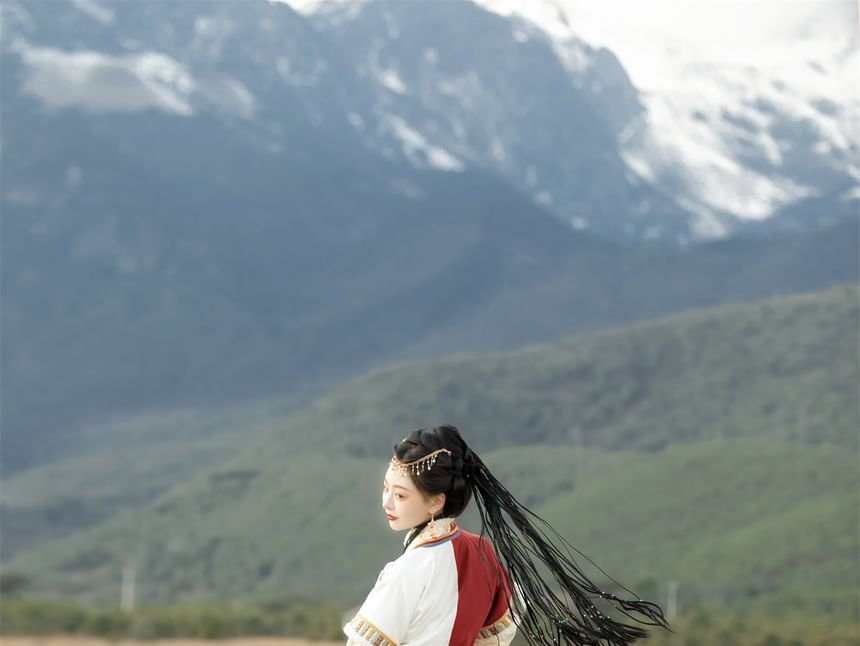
[5,0,854,244]
[287,0,859,243]
[284,0,695,243]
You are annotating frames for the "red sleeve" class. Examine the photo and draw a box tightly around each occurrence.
[482,537,513,626]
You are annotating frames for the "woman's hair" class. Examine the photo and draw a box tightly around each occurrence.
[393,424,673,646]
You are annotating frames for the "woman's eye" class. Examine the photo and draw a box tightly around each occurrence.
[382,485,405,500]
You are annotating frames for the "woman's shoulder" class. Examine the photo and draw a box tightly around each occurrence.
[365,547,435,594]
[387,544,438,573]
[401,542,443,564]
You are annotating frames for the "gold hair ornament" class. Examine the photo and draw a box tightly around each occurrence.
[390,448,452,476]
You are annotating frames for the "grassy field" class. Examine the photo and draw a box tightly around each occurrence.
[4,613,859,646]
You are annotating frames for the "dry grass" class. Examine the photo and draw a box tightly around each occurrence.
[0,637,343,646]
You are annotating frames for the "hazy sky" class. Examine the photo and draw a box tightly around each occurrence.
[475,0,858,86]
[284,0,858,88]
[285,0,857,48]
[532,0,856,47]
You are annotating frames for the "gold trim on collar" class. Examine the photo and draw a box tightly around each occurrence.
[404,517,458,551]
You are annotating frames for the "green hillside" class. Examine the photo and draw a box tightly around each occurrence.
[254,282,859,457]
[5,284,858,618]
[8,440,857,622]
[5,283,856,562]
[538,440,859,617]
[0,394,304,559]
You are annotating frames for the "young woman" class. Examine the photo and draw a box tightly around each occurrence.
[343,424,672,646]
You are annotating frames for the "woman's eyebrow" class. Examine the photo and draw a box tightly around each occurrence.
[383,478,410,491]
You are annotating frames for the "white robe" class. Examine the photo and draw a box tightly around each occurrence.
[344,517,520,646]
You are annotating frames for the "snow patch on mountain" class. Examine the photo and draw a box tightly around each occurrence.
[10,36,261,121]
[622,48,857,233]
[14,43,195,115]
[279,0,363,24]
[377,67,407,94]
[383,114,465,171]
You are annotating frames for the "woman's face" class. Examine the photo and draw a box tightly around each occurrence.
[382,465,445,531]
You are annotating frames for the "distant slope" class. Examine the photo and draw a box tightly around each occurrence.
[405,215,860,356]
[271,282,859,457]
[5,285,857,616]
[0,394,303,560]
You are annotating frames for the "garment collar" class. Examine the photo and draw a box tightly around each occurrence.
[404,516,458,551]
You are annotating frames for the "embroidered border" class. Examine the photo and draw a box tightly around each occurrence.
[478,609,513,638]
[405,518,459,549]
[345,612,398,646]
[415,527,461,549]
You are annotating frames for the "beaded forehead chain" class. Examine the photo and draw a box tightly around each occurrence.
[390,448,453,477]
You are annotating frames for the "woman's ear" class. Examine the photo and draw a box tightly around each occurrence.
[431,493,446,515]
